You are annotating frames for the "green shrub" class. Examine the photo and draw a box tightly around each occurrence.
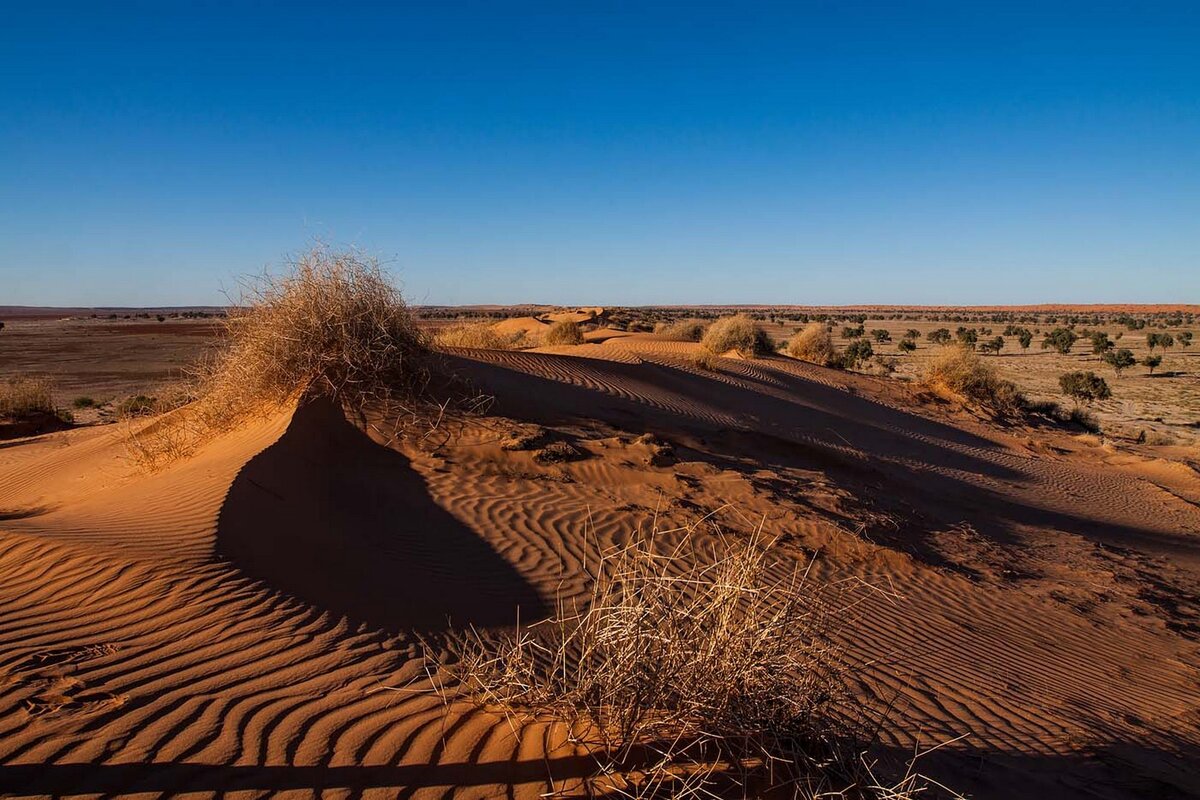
[1058,371,1111,404]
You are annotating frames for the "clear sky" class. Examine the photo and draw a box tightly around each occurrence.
[2,2,1197,306]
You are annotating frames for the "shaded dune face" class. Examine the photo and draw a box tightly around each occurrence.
[216,397,546,632]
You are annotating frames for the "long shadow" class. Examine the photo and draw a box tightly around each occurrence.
[215,397,546,633]
[443,354,1200,563]
[3,737,1196,799]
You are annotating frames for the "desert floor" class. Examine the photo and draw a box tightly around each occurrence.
[2,320,1200,798]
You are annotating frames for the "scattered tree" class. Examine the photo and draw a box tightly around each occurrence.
[1089,331,1114,354]
[1178,331,1193,348]
[954,327,978,350]
[905,328,920,340]
[977,336,1005,355]
[1147,332,1175,352]
[840,325,864,339]
[1042,328,1078,355]
[1101,348,1136,376]
[927,328,953,346]
[870,328,891,343]
[897,338,917,353]
[841,339,874,369]
[1143,354,1162,375]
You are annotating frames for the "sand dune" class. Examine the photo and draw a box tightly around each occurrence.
[2,340,1199,798]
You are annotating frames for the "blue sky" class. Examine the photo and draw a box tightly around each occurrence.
[2,2,1197,306]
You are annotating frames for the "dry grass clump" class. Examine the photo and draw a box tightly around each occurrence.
[654,319,708,342]
[702,315,773,357]
[543,320,585,346]
[426,524,938,798]
[125,247,434,468]
[921,346,1023,417]
[200,247,429,417]
[786,323,840,367]
[435,321,530,350]
[690,350,720,371]
[0,376,56,419]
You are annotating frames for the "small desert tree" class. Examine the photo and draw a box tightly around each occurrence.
[1059,371,1111,405]
[840,324,864,339]
[841,339,873,369]
[897,338,917,353]
[1102,348,1135,376]
[1042,328,1078,355]
[1143,354,1162,375]
[927,328,952,346]
[1146,332,1175,353]
[905,328,920,340]
[1089,331,1114,355]
[1017,328,1033,350]
[977,336,1005,355]
[955,327,978,350]
[870,328,891,343]
[1178,331,1193,348]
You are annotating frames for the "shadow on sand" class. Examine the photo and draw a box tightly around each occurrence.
[215,397,546,633]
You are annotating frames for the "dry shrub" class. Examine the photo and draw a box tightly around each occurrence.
[786,323,840,367]
[436,321,530,350]
[0,376,56,419]
[690,350,720,371]
[426,525,940,798]
[701,315,773,357]
[125,247,434,468]
[921,345,1023,417]
[655,319,708,342]
[544,319,585,346]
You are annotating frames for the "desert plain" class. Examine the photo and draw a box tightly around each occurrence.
[1,290,1199,799]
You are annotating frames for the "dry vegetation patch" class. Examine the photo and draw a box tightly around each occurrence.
[0,376,56,419]
[543,320,585,346]
[702,315,774,357]
[920,346,1024,417]
[654,319,709,342]
[435,321,531,350]
[426,525,939,798]
[125,247,437,468]
[786,323,841,367]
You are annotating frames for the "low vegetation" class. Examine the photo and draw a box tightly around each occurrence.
[427,525,936,798]
[786,322,840,366]
[0,376,57,419]
[654,318,708,342]
[1059,371,1111,405]
[435,321,529,350]
[125,246,435,468]
[543,319,585,346]
[701,315,773,357]
[921,346,1023,416]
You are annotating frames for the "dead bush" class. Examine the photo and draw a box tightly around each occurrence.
[125,246,435,468]
[422,523,941,798]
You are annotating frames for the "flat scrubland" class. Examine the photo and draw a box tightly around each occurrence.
[2,287,1199,799]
